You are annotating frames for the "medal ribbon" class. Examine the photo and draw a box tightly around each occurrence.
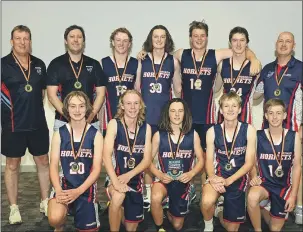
[230,58,247,87]
[268,129,285,167]
[12,52,31,84]
[222,122,239,162]
[69,56,83,84]
[113,55,129,85]
[122,118,138,156]
[191,49,208,80]
[275,65,288,87]
[151,52,166,83]
[70,123,88,160]
[167,130,183,159]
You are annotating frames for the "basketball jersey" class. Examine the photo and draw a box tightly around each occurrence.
[258,56,302,131]
[257,129,295,189]
[114,119,147,190]
[157,129,195,174]
[101,57,138,129]
[181,49,217,125]
[141,54,174,126]
[218,58,257,124]
[214,122,248,191]
[59,124,98,198]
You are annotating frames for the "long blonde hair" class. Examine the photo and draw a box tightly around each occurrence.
[114,90,146,125]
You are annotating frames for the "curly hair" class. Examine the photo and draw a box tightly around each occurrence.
[143,25,175,53]
[109,27,133,53]
[189,20,209,37]
[115,90,146,126]
[62,91,93,121]
[158,98,192,135]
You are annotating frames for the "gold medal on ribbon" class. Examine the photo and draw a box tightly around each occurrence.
[191,49,208,90]
[113,55,129,94]
[12,52,32,92]
[273,65,288,98]
[224,163,232,171]
[71,162,79,172]
[229,57,247,93]
[194,79,202,89]
[25,84,33,92]
[274,88,281,97]
[127,157,136,169]
[274,165,284,178]
[268,129,285,178]
[69,56,83,90]
[151,53,166,92]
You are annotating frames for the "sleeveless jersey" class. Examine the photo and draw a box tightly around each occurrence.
[181,49,217,124]
[59,124,98,198]
[218,58,257,124]
[101,57,138,130]
[114,119,147,190]
[157,129,195,174]
[141,54,174,126]
[214,123,248,191]
[258,56,302,131]
[257,130,295,190]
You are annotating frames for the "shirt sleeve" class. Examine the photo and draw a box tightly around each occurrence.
[46,60,60,86]
[94,60,107,87]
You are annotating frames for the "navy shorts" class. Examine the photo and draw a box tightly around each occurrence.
[1,127,49,157]
[157,181,190,217]
[222,184,246,223]
[50,186,100,230]
[107,187,144,223]
[261,182,291,219]
[192,123,213,151]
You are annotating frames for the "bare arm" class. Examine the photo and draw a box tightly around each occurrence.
[47,85,64,116]
[172,57,182,98]
[214,60,224,94]
[134,61,142,92]
[49,131,62,192]
[77,131,103,194]
[189,131,204,177]
[226,125,256,186]
[149,132,164,179]
[205,127,216,178]
[173,48,184,63]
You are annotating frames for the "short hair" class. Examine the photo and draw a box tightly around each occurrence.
[115,90,146,126]
[189,20,209,37]
[143,25,175,53]
[109,27,133,52]
[229,26,250,43]
[64,25,86,42]
[219,91,242,108]
[11,25,31,40]
[158,98,192,135]
[62,91,93,121]
[264,98,286,113]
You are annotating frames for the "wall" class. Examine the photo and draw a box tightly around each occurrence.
[1,1,302,171]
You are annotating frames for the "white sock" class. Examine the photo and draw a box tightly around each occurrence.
[145,184,151,200]
[204,218,213,231]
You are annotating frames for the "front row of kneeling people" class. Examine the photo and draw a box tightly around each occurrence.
[47,90,302,232]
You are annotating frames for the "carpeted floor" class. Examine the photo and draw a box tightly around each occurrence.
[1,172,302,231]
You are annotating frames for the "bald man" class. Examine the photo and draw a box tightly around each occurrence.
[254,32,302,225]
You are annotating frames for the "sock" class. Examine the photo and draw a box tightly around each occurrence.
[145,184,151,200]
[204,218,214,231]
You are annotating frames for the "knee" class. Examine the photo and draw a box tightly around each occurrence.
[172,220,184,231]
[48,204,65,227]
[34,154,49,167]
[201,195,216,209]
[110,191,125,208]
[151,191,164,204]
[226,224,240,232]
[6,158,21,172]
[247,191,261,207]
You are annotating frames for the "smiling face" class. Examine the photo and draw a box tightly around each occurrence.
[67,95,87,122]
[230,33,247,55]
[275,32,295,57]
[152,29,166,50]
[112,32,131,55]
[265,105,286,128]
[220,98,241,121]
[121,92,142,119]
[169,102,185,127]
[65,29,84,54]
[190,28,208,50]
[10,30,31,56]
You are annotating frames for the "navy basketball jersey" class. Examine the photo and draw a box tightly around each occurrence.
[157,129,195,175]
[181,49,217,124]
[257,129,295,189]
[259,56,302,131]
[141,53,174,126]
[59,124,98,198]
[101,57,138,129]
[214,123,248,191]
[218,58,257,124]
[114,119,147,190]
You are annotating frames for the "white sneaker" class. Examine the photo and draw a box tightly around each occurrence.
[260,199,271,211]
[9,204,22,224]
[214,196,224,217]
[40,198,49,217]
[295,206,302,225]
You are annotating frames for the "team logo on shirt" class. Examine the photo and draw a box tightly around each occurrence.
[266,71,274,78]
[86,66,93,73]
[35,67,42,75]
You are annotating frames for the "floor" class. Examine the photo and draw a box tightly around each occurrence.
[1,172,302,231]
